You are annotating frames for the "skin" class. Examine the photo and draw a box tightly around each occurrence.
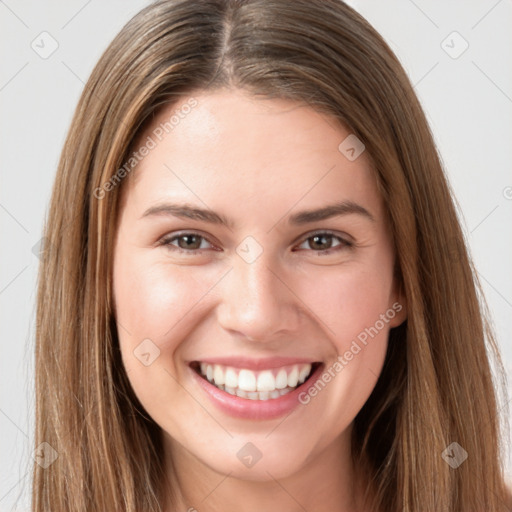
[113,89,407,512]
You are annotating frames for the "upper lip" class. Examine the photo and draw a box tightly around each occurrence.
[190,356,320,371]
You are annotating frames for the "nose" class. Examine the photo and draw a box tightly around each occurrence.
[216,255,300,343]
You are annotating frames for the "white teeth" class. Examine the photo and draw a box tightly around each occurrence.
[287,366,299,387]
[238,369,257,392]
[196,362,314,400]
[298,365,311,384]
[224,367,238,388]
[275,369,288,389]
[213,365,225,385]
[256,370,275,391]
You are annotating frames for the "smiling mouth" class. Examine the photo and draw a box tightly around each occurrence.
[190,361,322,401]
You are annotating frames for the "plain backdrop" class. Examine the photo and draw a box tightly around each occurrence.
[1,0,511,509]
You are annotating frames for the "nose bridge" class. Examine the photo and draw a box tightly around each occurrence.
[218,252,297,341]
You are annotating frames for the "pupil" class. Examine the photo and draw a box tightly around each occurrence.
[311,234,332,250]
[179,235,201,249]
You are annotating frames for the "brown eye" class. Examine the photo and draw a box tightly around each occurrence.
[160,232,213,252]
[176,234,203,250]
[295,231,351,253]
[308,234,335,250]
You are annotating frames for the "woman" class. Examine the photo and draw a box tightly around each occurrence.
[33,0,511,510]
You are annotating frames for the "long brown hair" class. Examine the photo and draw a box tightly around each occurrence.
[33,0,510,510]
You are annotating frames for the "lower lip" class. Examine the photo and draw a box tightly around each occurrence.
[190,363,324,420]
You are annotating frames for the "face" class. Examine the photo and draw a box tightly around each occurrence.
[112,89,406,482]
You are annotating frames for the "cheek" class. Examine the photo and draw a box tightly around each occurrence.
[112,251,218,427]
[291,262,394,420]
[295,262,395,346]
[113,253,176,381]
[113,250,227,375]
[114,253,203,344]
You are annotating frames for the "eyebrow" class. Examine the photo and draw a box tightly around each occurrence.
[140,200,375,227]
[141,203,232,227]
[287,200,375,225]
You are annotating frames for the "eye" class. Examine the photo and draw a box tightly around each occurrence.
[159,232,216,253]
[158,230,352,255]
[294,231,352,254]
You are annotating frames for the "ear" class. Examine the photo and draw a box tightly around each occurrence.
[388,274,407,328]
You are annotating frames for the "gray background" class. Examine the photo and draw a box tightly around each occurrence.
[1,0,511,509]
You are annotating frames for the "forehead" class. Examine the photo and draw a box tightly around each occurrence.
[123,89,384,222]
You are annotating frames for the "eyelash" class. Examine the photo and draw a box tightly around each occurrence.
[158,230,353,255]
